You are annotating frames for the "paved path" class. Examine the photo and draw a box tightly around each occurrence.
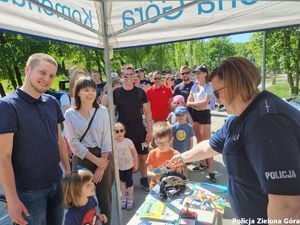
[111,110,236,225]
[0,110,234,225]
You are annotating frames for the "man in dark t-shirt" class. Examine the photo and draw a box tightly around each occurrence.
[174,71,183,86]
[173,66,194,102]
[113,65,153,192]
[173,66,194,116]
[135,68,150,88]
[0,53,70,225]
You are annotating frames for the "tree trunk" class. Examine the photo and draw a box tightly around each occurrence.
[283,30,294,95]
[7,66,17,89]
[0,82,6,97]
[94,50,104,81]
[84,48,92,72]
[62,60,68,77]
[99,53,106,78]
[14,65,23,86]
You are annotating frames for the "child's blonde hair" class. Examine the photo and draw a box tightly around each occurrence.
[62,170,93,208]
[152,121,172,139]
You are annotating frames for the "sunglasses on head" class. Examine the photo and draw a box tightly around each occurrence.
[213,86,226,99]
[181,71,190,76]
[154,77,162,80]
[116,129,124,134]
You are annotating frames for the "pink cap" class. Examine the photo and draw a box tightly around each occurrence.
[173,95,185,103]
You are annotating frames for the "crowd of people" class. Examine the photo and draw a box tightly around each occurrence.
[0,53,299,225]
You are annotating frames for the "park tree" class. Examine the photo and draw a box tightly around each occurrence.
[246,27,300,95]
[0,32,51,90]
[203,37,236,70]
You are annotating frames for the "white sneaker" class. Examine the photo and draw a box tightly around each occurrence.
[121,198,127,209]
[126,199,134,210]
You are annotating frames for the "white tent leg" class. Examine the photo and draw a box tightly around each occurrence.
[261,31,267,91]
[97,1,123,225]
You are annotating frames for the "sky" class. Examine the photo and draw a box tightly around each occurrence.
[229,32,252,43]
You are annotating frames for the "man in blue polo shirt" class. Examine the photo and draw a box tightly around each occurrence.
[170,57,300,223]
[0,53,71,225]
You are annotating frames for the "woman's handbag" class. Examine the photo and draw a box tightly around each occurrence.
[76,146,101,172]
[72,108,101,172]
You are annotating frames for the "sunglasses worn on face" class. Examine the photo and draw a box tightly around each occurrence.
[124,74,134,78]
[116,129,124,134]
[214,86,226,99]
[173,101,183,105]
[154,77,162,80]
[181,72,190,76]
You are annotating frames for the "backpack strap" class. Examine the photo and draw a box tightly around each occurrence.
[68,93,71,105]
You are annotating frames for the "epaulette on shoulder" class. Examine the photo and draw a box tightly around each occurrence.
[259,97,278,116]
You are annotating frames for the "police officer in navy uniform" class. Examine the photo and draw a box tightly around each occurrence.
[170,57,300,223]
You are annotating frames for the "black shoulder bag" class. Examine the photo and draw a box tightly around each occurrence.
[73,108,102,172]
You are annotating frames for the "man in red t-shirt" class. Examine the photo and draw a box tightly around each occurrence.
[146,71,173,122]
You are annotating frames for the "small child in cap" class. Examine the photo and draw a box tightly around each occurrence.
[172,106,195,177]
[167,95,192,125]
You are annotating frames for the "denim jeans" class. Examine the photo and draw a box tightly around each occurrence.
[18,179,64,225]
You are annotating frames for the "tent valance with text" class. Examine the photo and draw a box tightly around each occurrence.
[0,0,299,49]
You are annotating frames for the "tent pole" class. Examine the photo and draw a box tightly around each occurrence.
[261,31,267,91]
[98,1,123,225]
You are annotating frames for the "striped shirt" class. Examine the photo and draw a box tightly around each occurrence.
[64,106,112,159]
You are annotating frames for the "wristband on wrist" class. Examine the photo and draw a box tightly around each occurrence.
[178,154,184,164]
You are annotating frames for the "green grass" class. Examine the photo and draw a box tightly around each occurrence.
[1,79,16,95]
[265,75,292,99]
[266,82,291,99]
[1,74,294,99]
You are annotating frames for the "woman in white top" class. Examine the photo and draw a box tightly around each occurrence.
[64,77,114,225]
[187,64,216,183]
[60,69,86,115]
[60,69,86,157]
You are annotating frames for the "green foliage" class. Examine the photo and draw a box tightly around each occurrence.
[203,37,236,69]
[245,27,300,95]
[0,26,298,97]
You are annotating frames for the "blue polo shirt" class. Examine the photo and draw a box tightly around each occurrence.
[0,88,64,192]
[210,91,300,220]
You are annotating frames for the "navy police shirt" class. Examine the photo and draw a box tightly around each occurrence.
[0,88,64,192]
[209,91,300,219]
